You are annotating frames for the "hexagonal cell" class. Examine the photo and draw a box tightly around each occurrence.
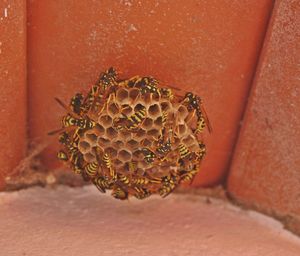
[132,149,142,161]
[135,129,146,139]
[134,103,145,112]
[106,127,118,139]
[119,129,132,141]
[99,115,113,127]
[104,147,118,159]
[148,104,160,118]
[113,159,123,168]
[107,102,120,116]
[142,118,153,130]
[84,133,98,145]
[78,141,91,154]
[177,105,189,121]
[161,101,172,112]
[135,168,145,176]
[126,139,139,149]
[118,149,132,162]
[94,124,105,136]
[113,140,124,148]
[178,124,187,136]
[120,105,133,116]
[128,88,140,102]
[98,137,111,147]
[140,138,153,147]
[182,134,197,146]
[147,128,160,138]
[116,88,129,104]
[154,116,163,128]
[83,152,96,163]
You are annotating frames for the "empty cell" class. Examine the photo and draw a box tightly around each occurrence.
[94,124,105,136]
[148,104,160,118]
[121,104,133,116]
[106,127,118,139]
[85,133,98,144]
[113,140,124,148]
[129,88,140,102]
[160,101,172,112]
[98,137,111,147]
[135,168,145,176]
[116,88,129,104]
[107,102,120,116]
[78,141,91,153]
[154,116,163,127]
[134,103,145,112]
[120,130,132,140]
[99,115,113,127]
[132,150,142,161]
[118,149,132,162]
[126,139,139,149]
[147,128,160,138]
[104,147,118,158]
[135,129,146,139]
[113,159,123,168]
[177,105,189,120]
[143,93,152,105]
[142,118,153,130]
[182,134,196,146]
[84,152,96,163]
[141,138,152,147]
[178,124,187,135]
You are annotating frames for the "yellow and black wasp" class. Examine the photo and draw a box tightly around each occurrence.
[156,138,172,156]
[92,176,113,193]
[179,164,199,184]
[112,186,128,200]
[134,187,151,200]
[178,143,191,160]
[160,88,174,100]
[124,76,160,95]
[183,92,212,133]
[159,174,179,198]
[70,93,84,115]
[102,153,116,180]
[57,150,68,161]
[195,142,206,161]
[124,106,147,130]
[84,161,99,178]
[140,148,157,164]
[117,173,130,186]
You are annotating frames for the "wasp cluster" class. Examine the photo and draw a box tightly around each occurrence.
[54,67,211,200]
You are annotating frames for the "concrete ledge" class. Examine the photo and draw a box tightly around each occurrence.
[1,186,300,256]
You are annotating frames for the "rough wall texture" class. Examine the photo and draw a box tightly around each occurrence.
[228,0,300,234]
[27,0,273,186]
[0,0,27,188]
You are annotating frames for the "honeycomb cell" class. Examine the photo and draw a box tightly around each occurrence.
[94,124,105,136]
[140,138,152,147]
[142,118,153,130]
[114,159,123,168]
[121,105,133,116]
[84,152,96,163]
[129,88,140,102]
[178,124,187,136]
[135,129,146,139]
[116,88,129,104]
[148,104,160,118]
[99,115,113,127]
[98,137,111,147]
[154,116,163,127]
[104,147,118,159]
[177,105,189,122]
[113,140,124,148]
[147,128,160,138]
[106,127,118,139]
[85,133,98,144]
[107,102,120,116]
[78,141,91,154]
[118,149,132,162]
[161,101,172,112]
[126,139,139,149]
[182,134,196,146]
[134,103,145,112]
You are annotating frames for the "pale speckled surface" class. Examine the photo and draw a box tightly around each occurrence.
[1,186,300,256]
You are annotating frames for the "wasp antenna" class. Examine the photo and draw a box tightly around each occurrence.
[54,97,69,110]
[47,128,64,136]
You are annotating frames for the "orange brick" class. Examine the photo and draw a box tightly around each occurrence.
[0,1,27,188]
[28,1,273,186]
[228,0,300,219]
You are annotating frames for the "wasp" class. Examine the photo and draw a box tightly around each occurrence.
[126,161,137,173]
[70,152,84,174]
[58,130,80,154]
[178,143,191,159]
[156,139,172,155]
[160,88,174,100]
[70,93,84,115]
[125,76,160,95]
[117,173,130,186]
[183,92,212,133]
[92,176,113,193]
[195,142,206,160]
[120,106,147,130]
[84,161,99,177]
[140,148,157,164]
[134,187,151,200]
[112,186,128,200]
[131,176,161,186]
[57,150,68,161]
[179,165,199,184]
[102,153,116,179]
[159,175,178,198]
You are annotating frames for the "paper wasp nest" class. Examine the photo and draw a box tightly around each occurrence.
[55,67,210,200]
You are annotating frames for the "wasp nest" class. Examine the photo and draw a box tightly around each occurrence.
[54,67,211,200]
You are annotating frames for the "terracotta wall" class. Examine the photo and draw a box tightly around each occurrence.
[27,0,273,187]
[228,0,300,233]
[0,0,27,189]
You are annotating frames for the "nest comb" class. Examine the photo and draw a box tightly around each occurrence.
[53,67,211,200]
